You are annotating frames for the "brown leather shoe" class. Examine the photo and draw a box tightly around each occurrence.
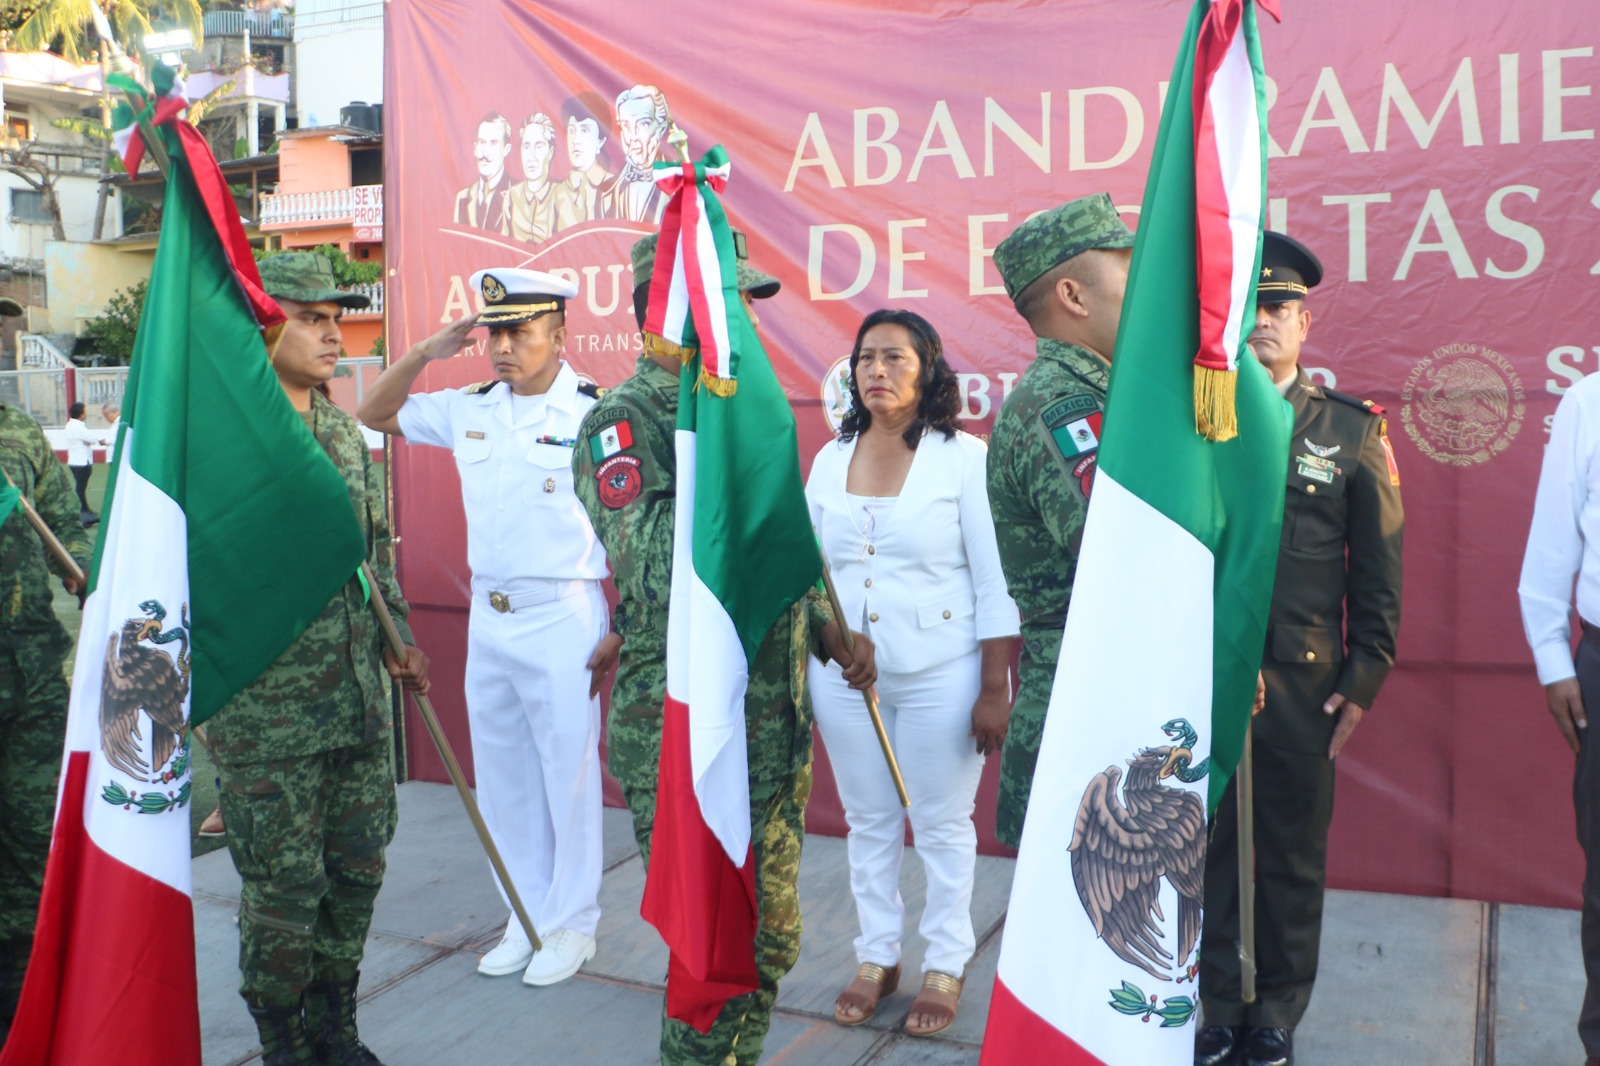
[198,806,225,837]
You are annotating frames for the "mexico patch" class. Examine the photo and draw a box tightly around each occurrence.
[1051,411,1103,458]
[596,455,643,509]
[589,419,634,463]
[1041,393,1100,428]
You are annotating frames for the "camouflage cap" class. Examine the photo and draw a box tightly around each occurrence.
[257,252,370,309]
[993,193,1136,303]
[630,230,781,299]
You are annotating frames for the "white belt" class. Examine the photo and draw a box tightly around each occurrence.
[481,579,592,614]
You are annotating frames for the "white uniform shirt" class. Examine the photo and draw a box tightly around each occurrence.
[1519,371,1600,684]
[63,418,99,465]
[396,361,607,586]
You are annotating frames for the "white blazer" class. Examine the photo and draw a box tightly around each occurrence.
[807,428,1019,675]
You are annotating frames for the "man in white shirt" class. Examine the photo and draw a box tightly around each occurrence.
[358,268,615,987]
[1518,371,1600,1066]
[61,401,102,524]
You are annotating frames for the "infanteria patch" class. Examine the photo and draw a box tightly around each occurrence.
[1067,719,1208,1026]
[100,599,193,815]
[1073,454,1097,499]
[596,454,643,509]
[1400,342,1524,466]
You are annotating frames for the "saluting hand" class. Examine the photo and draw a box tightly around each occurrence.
[1545,677,1587,756]
[1323,692,1366,758]
[587,632,624,699]
[385,644,431,695]
[411,315,482,362]
[823,622,877,690]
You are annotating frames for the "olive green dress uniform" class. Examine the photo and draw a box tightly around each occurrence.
[1199,368,1404,1031]
[0,404,91,1039]
[208,391,414,1018]
[986,338,1107,848]
[573,350,835,1066]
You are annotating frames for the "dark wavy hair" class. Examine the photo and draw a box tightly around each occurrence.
[837,309,960,449]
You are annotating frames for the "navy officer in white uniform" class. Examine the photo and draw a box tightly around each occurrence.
[359,268,616,986]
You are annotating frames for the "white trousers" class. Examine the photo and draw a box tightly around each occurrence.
[465,578,606,938]
[809,649,985,975]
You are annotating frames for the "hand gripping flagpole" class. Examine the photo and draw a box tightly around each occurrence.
[815,545,909,809]
[2,468,86,587]
[359,562,543,951]
[1237,722,1258,1003]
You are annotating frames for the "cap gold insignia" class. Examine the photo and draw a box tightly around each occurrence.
[1261,266,1273,277]
[482,274,507,304]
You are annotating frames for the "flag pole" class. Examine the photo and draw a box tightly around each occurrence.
[358,562,543,951]
[1237,722,1258,1003]
[815,549,909,808]
[2,468,85,586]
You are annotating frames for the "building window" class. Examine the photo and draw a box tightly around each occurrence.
[5,114,31,141]
[11,189,51,224]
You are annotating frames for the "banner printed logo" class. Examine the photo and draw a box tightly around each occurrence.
[1400,342,1525,466]
[821,356,853,434]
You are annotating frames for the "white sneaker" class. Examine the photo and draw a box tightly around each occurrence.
[477,918,535,976]
[520,928,596,987]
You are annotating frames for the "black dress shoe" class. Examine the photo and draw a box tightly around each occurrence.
[1194,1025,1242,1066]
[1242,1026,1293,1066]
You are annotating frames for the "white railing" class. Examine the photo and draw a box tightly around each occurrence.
[18,333,73,370]
[203,9,294,37]
[259,184,383,228]
[77,366,129,409]
[343,282,383,314]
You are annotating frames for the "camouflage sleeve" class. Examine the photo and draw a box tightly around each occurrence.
[30,423,91,576]
[804,585,836,662]
[363,441,414,647]
[1025,394,1096,554]
[1336,416,1404,709]
[573,396,673,644]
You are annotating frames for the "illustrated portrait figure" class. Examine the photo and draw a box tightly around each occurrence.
[553,92,614,231]
[507,113,559,244]
[600,84,670,223]
[455,112,513,234]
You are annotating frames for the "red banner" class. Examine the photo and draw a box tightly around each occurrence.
[385,0,1600,908]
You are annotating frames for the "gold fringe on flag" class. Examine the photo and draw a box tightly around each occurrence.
[1194,364,1238,442]
[643,331,697,366]
[698,368,737,398]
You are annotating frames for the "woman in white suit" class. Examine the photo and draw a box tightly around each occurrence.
[808,309,1019,1037]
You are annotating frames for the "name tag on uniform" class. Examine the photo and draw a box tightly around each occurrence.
[465,431,485,440]
[1295,452,1337,484]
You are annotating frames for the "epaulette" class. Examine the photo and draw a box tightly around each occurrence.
[1322,387,1385,417]
[464,380,498,396]
[577,381,608,400]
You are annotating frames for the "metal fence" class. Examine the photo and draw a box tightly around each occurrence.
[0,367,68,425]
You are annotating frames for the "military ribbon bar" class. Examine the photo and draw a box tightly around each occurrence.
[644,147,740,392]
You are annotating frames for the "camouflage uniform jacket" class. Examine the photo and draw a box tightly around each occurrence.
[572,354,834,793]
[0,403,92,655]
[206,391,412,763]
[986,337,1108,675]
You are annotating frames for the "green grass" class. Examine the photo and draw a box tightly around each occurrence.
[49,464,228,858]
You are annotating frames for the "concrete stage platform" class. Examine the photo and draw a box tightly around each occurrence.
[194,782,1584,1065]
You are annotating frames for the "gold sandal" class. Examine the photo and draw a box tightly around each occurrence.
[833,961,901,1027]
[905,969,963,1037]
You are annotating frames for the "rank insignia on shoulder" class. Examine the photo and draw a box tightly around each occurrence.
[1379,419,1401,485]
[577,380,608,400]
[589,419,634,463]
[1324,387,1385,416]
[465,380,498,396]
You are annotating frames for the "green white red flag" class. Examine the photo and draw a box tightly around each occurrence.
[638,147,822,1030]
[980,1,1289,1062]
[0,104,365,1065]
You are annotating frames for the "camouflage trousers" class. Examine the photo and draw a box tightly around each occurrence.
[217,738,397,1009]
[0,641,69,1023]
[994,655,1054,849]
[622,762,812,1066]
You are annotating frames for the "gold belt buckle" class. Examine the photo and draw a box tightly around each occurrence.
[489,591,511,613]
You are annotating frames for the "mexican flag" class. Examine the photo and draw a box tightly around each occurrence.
[638,148,822,1031]
[980,1,1289,1063]
[0,483,17,529]
[0,107,365,1064]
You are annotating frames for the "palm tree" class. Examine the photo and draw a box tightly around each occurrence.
[11,0,205,66]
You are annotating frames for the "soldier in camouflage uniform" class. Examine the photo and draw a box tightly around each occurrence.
[0,400,91,1047]
[573,233,875,1066]
[985,193,1136,848]
[208,254,430,1066]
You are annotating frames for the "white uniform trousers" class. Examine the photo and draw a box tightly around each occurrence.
[808,648,985,976]
[465,578,606,938]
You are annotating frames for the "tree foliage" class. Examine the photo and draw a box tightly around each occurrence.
[257,244,383,287]
[10,0,205,65]
[79,276,147,364]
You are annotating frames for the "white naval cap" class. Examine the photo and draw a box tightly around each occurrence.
[469,267,580,325]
